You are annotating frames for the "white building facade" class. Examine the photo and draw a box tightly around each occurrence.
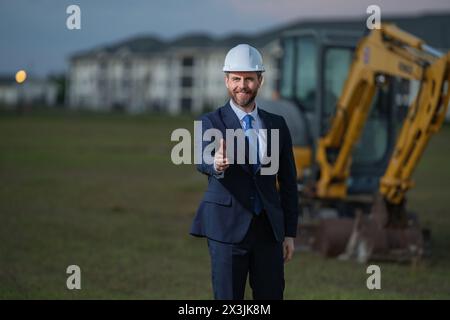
[0,78,58,108]
[67,38,281,114]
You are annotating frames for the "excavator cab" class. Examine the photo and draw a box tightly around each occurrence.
[278,29,410,199]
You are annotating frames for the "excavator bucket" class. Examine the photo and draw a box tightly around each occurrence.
[295,194,427,263]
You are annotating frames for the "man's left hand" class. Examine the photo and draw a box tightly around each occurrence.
[283,237,295,263]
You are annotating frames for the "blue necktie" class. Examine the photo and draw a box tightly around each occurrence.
[243,114,263,215]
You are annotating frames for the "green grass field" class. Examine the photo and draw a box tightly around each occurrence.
[1,110,450,299]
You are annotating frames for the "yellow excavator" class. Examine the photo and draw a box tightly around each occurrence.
[263,23,450,262]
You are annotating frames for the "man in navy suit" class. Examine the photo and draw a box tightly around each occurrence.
[190,44,299,300]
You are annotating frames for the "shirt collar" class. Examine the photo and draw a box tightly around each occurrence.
[229,99,258,122]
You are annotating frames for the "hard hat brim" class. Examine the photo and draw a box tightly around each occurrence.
[223,67,265,72]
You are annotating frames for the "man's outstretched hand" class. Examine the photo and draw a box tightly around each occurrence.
[283,237,295,263]
[214,138,229,173]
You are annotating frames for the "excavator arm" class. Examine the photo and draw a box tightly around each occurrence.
[380,50,450,204]
[316,24,450,203]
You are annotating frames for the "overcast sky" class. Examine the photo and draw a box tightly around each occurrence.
[1,0,449,77]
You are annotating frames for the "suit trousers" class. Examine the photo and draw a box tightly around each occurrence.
[207,211,285,300]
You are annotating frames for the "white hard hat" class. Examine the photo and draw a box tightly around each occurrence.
[223,44,265,72]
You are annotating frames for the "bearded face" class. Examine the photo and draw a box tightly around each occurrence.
[225,72,263,109]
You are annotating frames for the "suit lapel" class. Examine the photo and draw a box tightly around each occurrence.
[220,102,242,131]
[220,102,252,175]
[258,108,273,168]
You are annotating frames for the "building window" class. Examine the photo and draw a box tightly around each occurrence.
[181,76,193,88]
[181,98,192,112]
[182,56,194,67]
[98,79,106,90]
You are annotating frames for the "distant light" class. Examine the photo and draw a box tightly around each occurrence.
[15,70,27,84]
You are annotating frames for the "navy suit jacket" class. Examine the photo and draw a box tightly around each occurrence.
[190,102,299,244]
